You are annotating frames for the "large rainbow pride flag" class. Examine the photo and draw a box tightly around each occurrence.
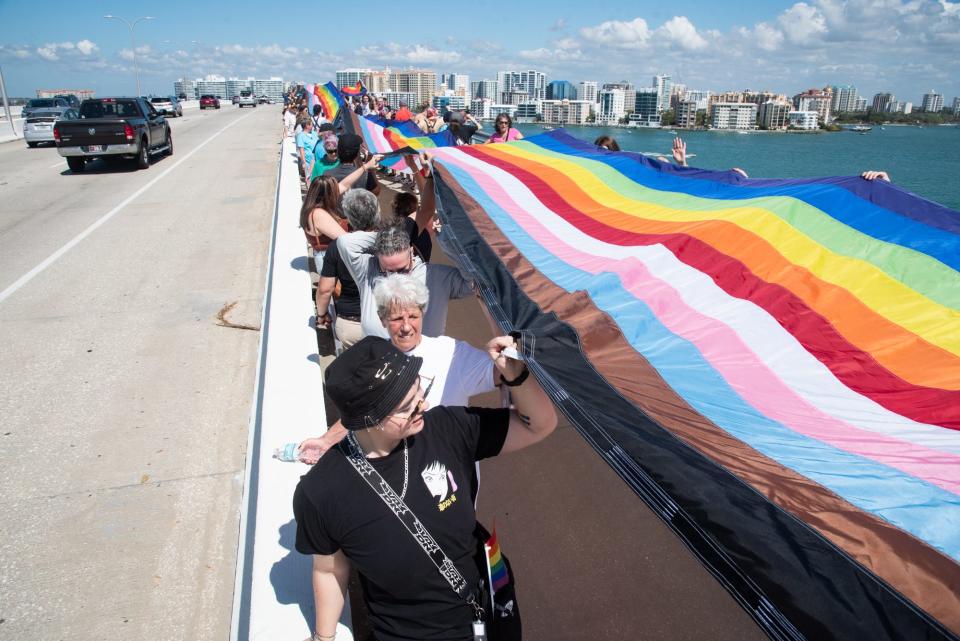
[343,110,457,172]
[430,130,960,641]
[306,82,341,122]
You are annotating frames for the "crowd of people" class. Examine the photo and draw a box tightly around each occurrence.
[279,82,893,641]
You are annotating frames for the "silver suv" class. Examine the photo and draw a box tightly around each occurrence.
[24,107,78,147]
[149,95,183,117]
[237,91,257,108]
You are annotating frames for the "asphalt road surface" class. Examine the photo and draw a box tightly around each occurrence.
[0,104,278,641]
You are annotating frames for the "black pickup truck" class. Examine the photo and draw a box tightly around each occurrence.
[55,97,172,172]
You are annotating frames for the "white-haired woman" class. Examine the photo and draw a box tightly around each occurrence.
[300,273,501,463]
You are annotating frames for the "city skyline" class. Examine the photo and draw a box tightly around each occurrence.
[1,0,958,101]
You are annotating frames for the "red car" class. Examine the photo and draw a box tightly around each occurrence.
[199,94,221,110]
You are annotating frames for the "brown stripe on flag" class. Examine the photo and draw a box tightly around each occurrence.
[436,163,960,635]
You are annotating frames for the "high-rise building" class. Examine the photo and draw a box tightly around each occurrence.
[710,102,757,130]
[546,80,577,100]
[675,100,698,129]
[195,75,227,98]
[953,97,960,116]
[830,84,859,113]
[471,98,494,119]
[631,87,660,125]
[390,69,438,108]
[497,70,547,102]
[226,78,252,98]
[336,68,374,89]
[541,99,592,125]
[471,80,499,100]
[252,78,284,101]
[515,102,540,121]
[854,96,868,112]
[685,90,711,111]
[174,79,196,99]
[603,82,635,112]
[380,91,417,109]
[578,81,598,103]
[872,92,895,113]
[501,91,530,106]
[921,91,944,113]
[793,88,832,123]
[759,101,791,130]
[597,89,625,125]
[365,70,391,93]
[440,73,469,97]
[654,74,672,113]
[432,95,467,113]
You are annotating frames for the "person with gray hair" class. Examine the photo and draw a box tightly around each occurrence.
[320,158,474,339]
[299,273,500,467]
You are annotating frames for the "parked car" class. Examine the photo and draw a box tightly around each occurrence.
[237,91,257,108]
[232,95,240,104]
[55,97,172,172]
[22,97,71,119]
[24,107,78,147]
[199,94,221,110]
[149,95,183,117]
[258,95,271,104]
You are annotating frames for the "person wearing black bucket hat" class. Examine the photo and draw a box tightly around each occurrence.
[322,132,381,195]
[294,335,557,641]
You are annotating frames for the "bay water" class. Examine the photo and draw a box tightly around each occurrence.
[513,123,960,211]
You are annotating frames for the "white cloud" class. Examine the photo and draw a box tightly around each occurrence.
[753,22,785,51]
[778,2,828,44]
[580,17,652,49]
[76,40,98,55]
[402,44,462,64]
[657,16,709,50]
[36,45,59,61]
[554,37,580,50]
[518,47,585,62]
[549,18,567,31]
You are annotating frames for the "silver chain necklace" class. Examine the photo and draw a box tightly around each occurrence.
[351,432,409,501]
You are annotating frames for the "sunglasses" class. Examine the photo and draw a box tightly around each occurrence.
[390,375,435,423]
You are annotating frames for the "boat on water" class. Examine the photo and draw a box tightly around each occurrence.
[850,125,872,133]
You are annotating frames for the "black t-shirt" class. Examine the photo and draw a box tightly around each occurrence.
[294,406,510,641]
[323,163,378,191]
[401,215,433,263]
[319,238,361,317]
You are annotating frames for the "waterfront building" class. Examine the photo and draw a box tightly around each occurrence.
[491,103,518,118]
[922,91,944,113]
[654,74,672,113]
[603,82,635,113]
[501,91,530,106]
[685,90,712,111]
[597,89,626,125]
[471,98,494,119]
[853,97,868,112]
[830,84,859,113]
[759,101,791,130]
[432,94,467,113]
[710,102,757,130]
[390,69,437,108]
[514,102,541,122]
[578,81,598,103]
[440,73,470,97]
[792,88,833,123]
[497,70,548,102]
[788,111,819,130]
[471,80,499,101]
[675,100,698,129]
[252,78,284,101]
[953,97,960,116]
[336,68,374,89]
[872,92,895,113]
[380,91,417,109]
[364,70,391,93]
[547,80,577,101]
[742,90,785,105]
[632,87,661,126]
[195,75,227,98]
[541,99,591,125]
[173,79,195,99]
[669,83,687,110]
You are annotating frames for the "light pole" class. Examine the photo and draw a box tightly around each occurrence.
[104,14,155,97]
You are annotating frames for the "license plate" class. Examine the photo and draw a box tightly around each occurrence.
[86,145,104,152]
[37,125,50,130]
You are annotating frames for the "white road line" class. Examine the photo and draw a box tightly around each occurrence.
[0,111,256,305]
[49,160,66,169]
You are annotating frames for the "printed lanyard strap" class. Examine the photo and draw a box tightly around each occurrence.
[341,433,482,618]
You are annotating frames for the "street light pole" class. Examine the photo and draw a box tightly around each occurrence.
[104,15,155,97]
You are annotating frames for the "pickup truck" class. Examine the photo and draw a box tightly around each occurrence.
[55,97,172,172]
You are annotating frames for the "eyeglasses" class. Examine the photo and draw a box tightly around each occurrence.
[378,252,414,276]
[389,375,434,423]
[497,121,509,125]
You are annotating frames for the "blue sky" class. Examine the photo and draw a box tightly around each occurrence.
[1,0,958,103]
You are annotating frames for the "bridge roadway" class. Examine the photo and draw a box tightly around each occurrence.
[0,103,766,640]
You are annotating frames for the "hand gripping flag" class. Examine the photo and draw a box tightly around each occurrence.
[429,129,960,641]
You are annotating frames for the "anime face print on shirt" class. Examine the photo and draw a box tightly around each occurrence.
[421,461,459,511]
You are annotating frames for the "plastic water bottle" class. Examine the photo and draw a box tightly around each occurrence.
[273,442,301,462]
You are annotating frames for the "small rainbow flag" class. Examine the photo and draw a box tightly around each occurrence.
[342,109,457,173]
[341,80,366,97]
[485,526,510,593]
[314,82,342,122]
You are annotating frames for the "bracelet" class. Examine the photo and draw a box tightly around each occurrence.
[313,632,336,641]
[500,367,529,387]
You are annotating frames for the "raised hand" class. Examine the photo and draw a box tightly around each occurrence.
[672,137,688,167]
